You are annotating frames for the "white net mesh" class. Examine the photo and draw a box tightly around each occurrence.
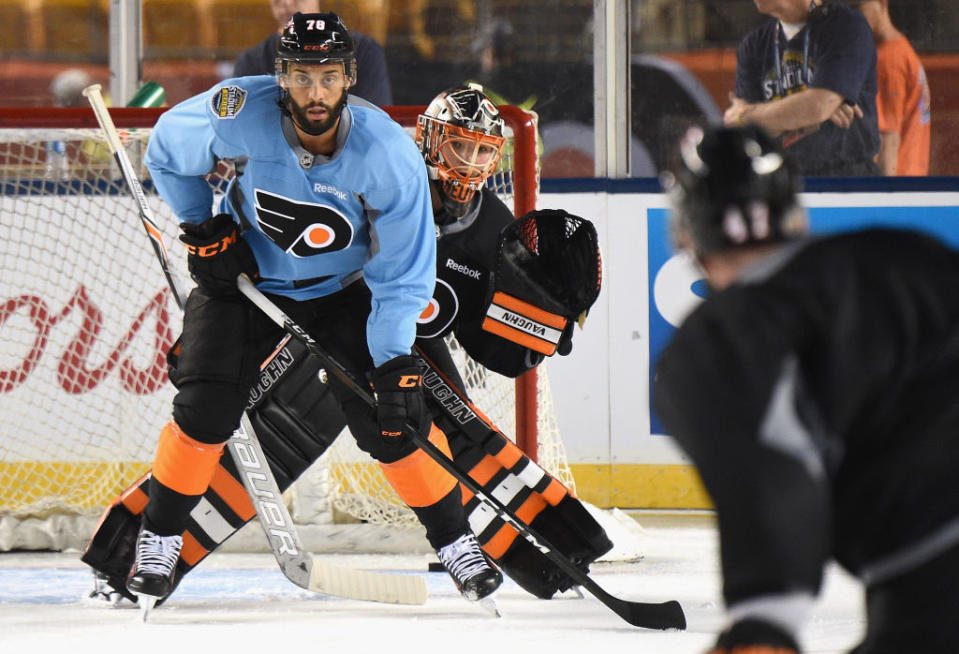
[0,110,572,549]
[0,126,180,519]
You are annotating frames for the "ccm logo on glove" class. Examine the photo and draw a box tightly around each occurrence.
[179,213,259,295]
[182,231,239,258]
[372,356,428,441]
[398,374,421,388]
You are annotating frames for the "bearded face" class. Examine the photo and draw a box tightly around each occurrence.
[280,63,351,137]
[288,88,348,137]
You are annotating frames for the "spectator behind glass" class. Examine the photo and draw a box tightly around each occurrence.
[852,0,931,175]
[724,0,880,176]
[232,0,393,106]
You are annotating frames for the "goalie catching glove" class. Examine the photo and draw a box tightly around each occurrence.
[372,355,430,442]
[483,209,601,356]
[179,213,259,295]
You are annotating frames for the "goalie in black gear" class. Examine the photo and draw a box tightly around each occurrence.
[415,85,600,374]
[412,84,606,598]
[84,84,610,605]
[654,124,959,654]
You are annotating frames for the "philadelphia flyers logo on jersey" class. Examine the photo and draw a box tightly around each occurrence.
[417,279,458,339]
[254,189,354,257]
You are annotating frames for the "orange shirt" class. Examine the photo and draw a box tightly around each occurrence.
[876,37,931,176]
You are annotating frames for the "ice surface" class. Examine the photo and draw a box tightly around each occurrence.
[0,519,864,654]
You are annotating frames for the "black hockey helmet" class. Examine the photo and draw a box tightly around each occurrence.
[275,12,356,84]
[663,124,806,256]
[415,84,506,217]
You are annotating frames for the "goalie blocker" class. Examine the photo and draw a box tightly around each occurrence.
[83,336,612,602]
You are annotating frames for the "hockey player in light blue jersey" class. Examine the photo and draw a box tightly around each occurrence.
[126,12,501,607]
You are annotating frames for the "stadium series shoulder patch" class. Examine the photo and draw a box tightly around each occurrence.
[210,86,247,119]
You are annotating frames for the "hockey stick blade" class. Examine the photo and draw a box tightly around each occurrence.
[309,559,427,605]
[83,86,426,606]
[236,274,686,630]
[231,416,427,605]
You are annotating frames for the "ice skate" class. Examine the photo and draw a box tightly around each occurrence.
[437,532,503,609]
[126,528,182,620]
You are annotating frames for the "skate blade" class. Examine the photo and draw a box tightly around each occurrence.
[477,596,502,618]
[137,595,158,622]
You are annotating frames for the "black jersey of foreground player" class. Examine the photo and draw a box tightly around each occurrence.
[654,123,959,654]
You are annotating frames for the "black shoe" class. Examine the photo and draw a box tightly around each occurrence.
[126,528,182,600]
[437,533,503,601]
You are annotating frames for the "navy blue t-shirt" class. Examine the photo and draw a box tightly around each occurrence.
[735,2,879,176]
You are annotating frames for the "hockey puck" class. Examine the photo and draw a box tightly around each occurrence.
[427,562,445,572]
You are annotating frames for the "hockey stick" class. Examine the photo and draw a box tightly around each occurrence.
[237,273,688,630]
[81,84,427,606]
[81,86,189,310]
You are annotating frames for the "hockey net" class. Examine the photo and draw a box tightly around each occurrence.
[0,105,574,550]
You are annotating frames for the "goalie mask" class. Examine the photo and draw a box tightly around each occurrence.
[416,84,507,218]
[663,124,806,256]
[275,12,356,134]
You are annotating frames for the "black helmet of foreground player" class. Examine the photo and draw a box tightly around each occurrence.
[275,12,356,135]
[416,84,507,220]
[663,124,806,256]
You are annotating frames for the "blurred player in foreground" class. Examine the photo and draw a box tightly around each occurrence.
[654,123,959,654]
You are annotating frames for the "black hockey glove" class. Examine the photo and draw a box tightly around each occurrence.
[371,355,429,442]
[179,214,259,295]
[707,618,800,654]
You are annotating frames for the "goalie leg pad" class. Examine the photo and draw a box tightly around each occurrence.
[457,456,613,598]
[450,432,613,598]
[82,339,343,600]
[412,344,614,598]
[81,474,150,604]
[246,338,346,486]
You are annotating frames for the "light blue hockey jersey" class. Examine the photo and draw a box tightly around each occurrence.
[144,76,435,366]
